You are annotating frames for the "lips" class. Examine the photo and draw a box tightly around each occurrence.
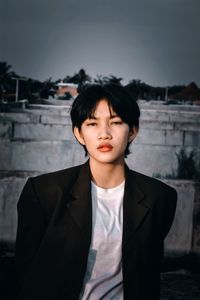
[97,143,113,152]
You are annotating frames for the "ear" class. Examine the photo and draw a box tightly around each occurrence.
[128,127,138,143]
[73,127,86,145]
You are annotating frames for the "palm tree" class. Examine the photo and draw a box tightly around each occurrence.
[40,77,56,99]
[125,79,152,100]
[0,61,18,99]
[64,69,91,88]
[94,74,123,85]
[0,61,13,78]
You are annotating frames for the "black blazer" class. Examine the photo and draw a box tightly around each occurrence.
[15,161,177,300]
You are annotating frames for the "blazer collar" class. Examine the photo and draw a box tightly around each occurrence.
[66,161,150,247]
[67,161,92,245]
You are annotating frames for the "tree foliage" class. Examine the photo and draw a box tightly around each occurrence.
[63,69,91,87]
[1,61,198,103]
[175,149,200,179]
[94,74,123,85]
[0,62,17,95]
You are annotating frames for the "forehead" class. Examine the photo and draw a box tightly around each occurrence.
[90,98,117,117]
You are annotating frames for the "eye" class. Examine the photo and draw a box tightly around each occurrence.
[86,122,97,126]
[111,119,123,125]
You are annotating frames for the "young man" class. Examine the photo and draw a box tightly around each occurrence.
[15,84,177,300]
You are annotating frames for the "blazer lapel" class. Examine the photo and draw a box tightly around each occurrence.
[66,161,92,245]
[123,165,150,247]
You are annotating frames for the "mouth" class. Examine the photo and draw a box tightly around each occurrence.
[97,143,113,152]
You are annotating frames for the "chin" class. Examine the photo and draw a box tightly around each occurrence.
[92,155,125,165]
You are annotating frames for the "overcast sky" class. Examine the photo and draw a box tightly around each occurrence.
[1,0,200,86]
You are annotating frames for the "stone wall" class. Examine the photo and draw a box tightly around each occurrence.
[164,180,200,255]
[0,103,200,254]
[1,104,199,176]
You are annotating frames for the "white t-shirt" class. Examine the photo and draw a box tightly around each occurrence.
[80,180,125,300]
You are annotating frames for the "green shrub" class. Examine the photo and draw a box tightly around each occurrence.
[175,149,200,180]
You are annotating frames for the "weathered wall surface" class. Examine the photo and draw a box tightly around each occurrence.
[0,103,200,254]
[1,104,199,176]
[164,180,199,255]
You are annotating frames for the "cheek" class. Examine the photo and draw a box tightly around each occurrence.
[115,132,130,149]
[121,129,131,142]
[82,133,94,148]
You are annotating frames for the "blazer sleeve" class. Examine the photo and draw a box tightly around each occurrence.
[15,178,46,284]
[162,186,177,239]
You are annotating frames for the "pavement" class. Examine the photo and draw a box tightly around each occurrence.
[160,270,200,300]
[160,255,200,300]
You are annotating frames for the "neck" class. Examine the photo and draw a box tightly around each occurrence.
[89,160,126,189]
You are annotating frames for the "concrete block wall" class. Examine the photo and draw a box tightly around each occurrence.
[0,104,200,255]
[127,107,200,177]
[164,180,196,254]
[0,175,27,241]
[0,109,86,173]
[0,105,200,176]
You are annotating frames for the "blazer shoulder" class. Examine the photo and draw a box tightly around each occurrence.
[31,164,82,188]
[19,163,91,224]
[22,164,84,213]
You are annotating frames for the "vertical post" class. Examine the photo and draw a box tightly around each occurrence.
[165,87,168,101]
[15,78,19,102]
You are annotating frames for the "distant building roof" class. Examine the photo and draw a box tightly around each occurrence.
[56,81,78,88]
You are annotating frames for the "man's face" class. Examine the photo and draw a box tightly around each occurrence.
[74,99,137,166]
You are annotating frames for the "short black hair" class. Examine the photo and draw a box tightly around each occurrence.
[70,84,140,156]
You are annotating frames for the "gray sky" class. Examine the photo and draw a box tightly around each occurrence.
[1,0,200,86]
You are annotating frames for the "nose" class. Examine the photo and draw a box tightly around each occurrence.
[98,124,112,140]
